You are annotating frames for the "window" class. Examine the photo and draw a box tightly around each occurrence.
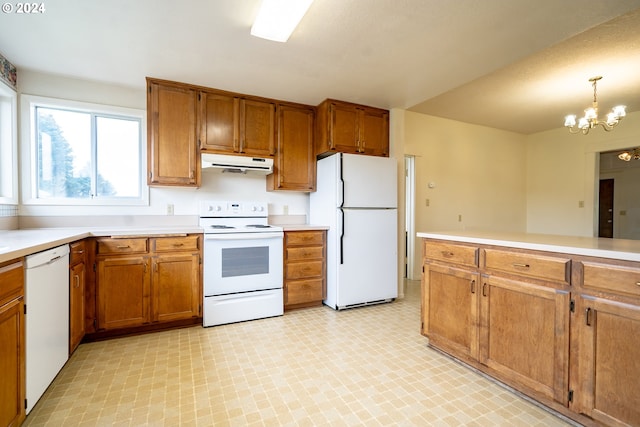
[22,95,147,205]
[0,82,17,204]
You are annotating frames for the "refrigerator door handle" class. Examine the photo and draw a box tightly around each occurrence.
[339,207,344,264]
[338,153,345,208]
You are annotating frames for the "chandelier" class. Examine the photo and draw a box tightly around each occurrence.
[564,76,626,134]
[618,148,640,161]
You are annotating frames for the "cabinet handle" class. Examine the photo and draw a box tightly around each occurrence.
[636,282,640,287]
[172,243,184,247]
[441,251,454,258]
[73,250,84,254]
[482,283,488,297]
[74,274,80,288]
[512,263,530,269]
[116,245,130,249]
[470,279,476,294]
[585,307,592,326]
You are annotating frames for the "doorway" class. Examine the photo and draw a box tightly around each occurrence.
[404,155,415,279]
[598,178,614,238]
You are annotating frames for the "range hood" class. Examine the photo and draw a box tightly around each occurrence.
[201,153,273,174]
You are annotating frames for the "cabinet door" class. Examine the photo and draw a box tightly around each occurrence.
[422,263,479,361]
[199,91,239,153]
[573,295,640,426]
[329,102,360,154]
[97,256,150,330]
[0,297,25,427]
[147,81,199,186]
[479,275,570,404]
[268,104,315,191]
[69,262,85,354]
[359,108,389,157]
[240,99,275,156]
[152,253,200,323]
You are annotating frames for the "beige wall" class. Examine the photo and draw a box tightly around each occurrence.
[525,110,640,237]
[402,110,527,279]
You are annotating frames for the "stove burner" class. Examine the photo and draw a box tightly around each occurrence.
[210,225,235,229]
[246,224,272,229]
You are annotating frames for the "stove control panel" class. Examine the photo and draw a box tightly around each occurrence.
[200,201,268,217]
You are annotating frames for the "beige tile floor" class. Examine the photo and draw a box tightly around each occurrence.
[24,281,576,426]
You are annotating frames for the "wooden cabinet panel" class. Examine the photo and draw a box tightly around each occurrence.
[0,260,25,427]
[283,230,326,310]
[97,256,150,330]
[199,91,239,152]
[240,99,275,156]
[423,240,479,268]
[422,263,479,361]
[574,295,640,426]
[97,237,147,255]
[151,235,199,253]
[147,79,199,186]
[360,108,389,156]
[0,297,24,427]
[316,99,389,157]
[483,248,570,285]
[267,103,315,192]
[285,279,324,306]
[152,253,200,323]
[479,275,570,404]
[69,261,85,354]
[582,260,640,298]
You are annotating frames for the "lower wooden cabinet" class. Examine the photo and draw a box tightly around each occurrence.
[283,230,326,310]
[421,263,479,361]
[573,295,640,426]
[94,235,202,333]
[69,240,86,354]
[479,275,570,404]
[422,237,640,427]
[0,260,25,427]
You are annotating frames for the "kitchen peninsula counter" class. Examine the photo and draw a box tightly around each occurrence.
[0,226,203,263]
[417,230,640,261]
[419,230,640,427]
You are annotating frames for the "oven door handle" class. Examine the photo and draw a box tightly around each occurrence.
[203,232,284,240]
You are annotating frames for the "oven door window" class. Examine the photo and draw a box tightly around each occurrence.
[222,246,269,277]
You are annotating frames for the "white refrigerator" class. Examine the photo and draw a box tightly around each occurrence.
[310,153,398,309]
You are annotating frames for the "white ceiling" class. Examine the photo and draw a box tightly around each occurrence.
[1,0,639,134]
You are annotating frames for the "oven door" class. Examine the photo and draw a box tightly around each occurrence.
[203,231,283,296]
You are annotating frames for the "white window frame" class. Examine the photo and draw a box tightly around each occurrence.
[0,81,18,204]
[20,94,148,206]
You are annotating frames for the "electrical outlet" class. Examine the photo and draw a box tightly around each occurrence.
[578,200,584,208]
[283,205,289,215]
[166,203,174,215]
[425,198,430,207]
[458,214,462,222]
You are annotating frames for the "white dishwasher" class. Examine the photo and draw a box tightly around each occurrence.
[25,244,70,414]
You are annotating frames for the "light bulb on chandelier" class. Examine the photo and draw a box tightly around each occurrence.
[564,76,626,135]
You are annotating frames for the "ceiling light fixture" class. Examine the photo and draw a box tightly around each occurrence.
[250,0,314,43]
[618,148,640,161]
[564,76,626,135]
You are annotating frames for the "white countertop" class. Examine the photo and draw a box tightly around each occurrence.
[0,226,203,263]
[280,224,329,231]
[417,230,640,262]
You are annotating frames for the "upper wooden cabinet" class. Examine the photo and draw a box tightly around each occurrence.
[147,78,200,187]
[199,91,276,157]
[267,103,316,192]
[316,99,389,157]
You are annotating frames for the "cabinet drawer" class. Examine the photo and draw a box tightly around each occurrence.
[424,241,478,267]
[70,240,86,265]
[286,246,324,262]
[0,260,23,306]
[483,249,570,284]
[152,235,199,252]
[97,238,148,255]
[582,261,640,297]
[286,260,324,280]
[285,231,325,246]
[286,279,324,305]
